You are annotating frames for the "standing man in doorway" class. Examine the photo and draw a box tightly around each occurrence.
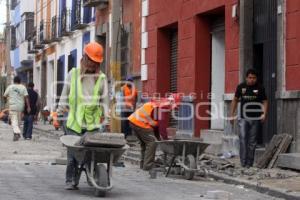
[23,82,40,140]
[230,69,268,168]
[57,42,109,190]
[121,76,138,138]
[3,76,31,141]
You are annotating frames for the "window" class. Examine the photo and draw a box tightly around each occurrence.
[11,0,19,10]
[11,26,16,50]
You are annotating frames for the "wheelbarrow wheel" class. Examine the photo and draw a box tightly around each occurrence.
[94,164,108,197]
[184,154,196,180]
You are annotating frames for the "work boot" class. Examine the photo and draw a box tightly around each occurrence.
[13,133,20,141]
[65,182,78,190]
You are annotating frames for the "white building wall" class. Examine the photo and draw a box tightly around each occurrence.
[33,0,96,110]
[20,0,35,13]
[47,53,56,111]
[33,0,60,110]
[33,61,41,94]
[19,42,33,63]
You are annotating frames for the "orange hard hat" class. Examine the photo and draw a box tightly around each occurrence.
[84,42,104,63]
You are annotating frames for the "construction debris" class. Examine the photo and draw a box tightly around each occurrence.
[198,153,300,181]
[199,154,235,170]
[256,134,293,169]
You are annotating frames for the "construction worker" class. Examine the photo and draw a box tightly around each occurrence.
[128,94,180,171]
[121,76,138,138]
[57,42,109,190]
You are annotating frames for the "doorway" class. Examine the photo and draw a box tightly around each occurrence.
[253,0,277,144]
[56,55,65,103]
[47,60,54,110]
[41,61,47,108]
[210,21,225,130]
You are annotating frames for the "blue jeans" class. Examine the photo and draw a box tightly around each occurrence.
[65,128,81,184]
[121,111,133,138]
[238,119,261,167]
[23,115,34,139]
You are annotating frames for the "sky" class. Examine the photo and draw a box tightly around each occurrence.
[0,0,6,34]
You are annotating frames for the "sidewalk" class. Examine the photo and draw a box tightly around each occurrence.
[124,143,300,200]
[201,156,300,200]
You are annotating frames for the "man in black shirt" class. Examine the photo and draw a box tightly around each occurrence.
[23,82,40,140]
[230,69,268,168]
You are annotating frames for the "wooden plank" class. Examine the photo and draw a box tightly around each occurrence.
[256,135,283,169]
[267,134,293,168]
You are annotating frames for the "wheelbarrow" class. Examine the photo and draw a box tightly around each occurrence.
[60,135,129,197]
[156,140,209,180]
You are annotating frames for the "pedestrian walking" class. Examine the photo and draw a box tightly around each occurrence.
[3,76,31,141]
[121,76,138,138]
[57,42,109,190]
[230,69,268,168]
[23,82,40,140]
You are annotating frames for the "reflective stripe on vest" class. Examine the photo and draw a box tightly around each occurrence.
[128,102,158,129]
[66,68,106,134]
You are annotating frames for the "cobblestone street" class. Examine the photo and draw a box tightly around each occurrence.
[0,122,283,200]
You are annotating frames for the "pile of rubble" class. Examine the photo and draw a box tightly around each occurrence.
[198,154,300,181]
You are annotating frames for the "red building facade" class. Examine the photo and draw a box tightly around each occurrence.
[143,0,300,151]
[286,0,300,90]
[143,0,239,137]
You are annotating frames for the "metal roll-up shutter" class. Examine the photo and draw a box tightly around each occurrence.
[169,30,178,128]
[253,0,277,144]
[170,31,178,93]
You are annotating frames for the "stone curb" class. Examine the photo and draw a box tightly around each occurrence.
[207,171,300,200]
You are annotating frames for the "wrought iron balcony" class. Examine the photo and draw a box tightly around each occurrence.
[27,38,38,54]
[60,9,73,37]
[83,0,108,8]
[71,0,90,30]
[39,20,51,44]
[27,31,41,53]
[51,16,62,42]
[33,26,44,49]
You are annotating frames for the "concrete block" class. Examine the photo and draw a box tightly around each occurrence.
[204,144,223,156]
[277,153,300,170]
[200,129,224,144]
